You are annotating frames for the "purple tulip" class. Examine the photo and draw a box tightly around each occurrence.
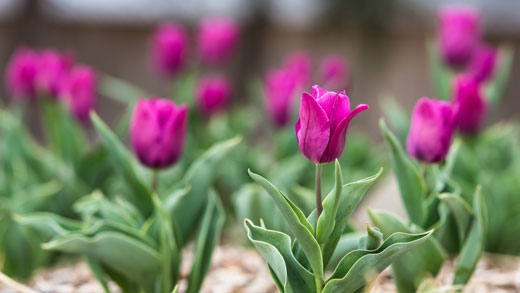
[197,17,240,65]
[320,55,349,91]
[196,75,232,116]
[5,47,39,100]
[264,68,297,127]
[438,6,481,67]
[453,74,487,134]
[407,97,457,163]
[59,65,97,123]
[284,51,312,88]
[295,85,369,164]
[37,49,74,98]
[150,22,188,76]
[130,98,188,169]
[468,45,497,83]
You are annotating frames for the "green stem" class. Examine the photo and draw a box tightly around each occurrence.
[315,164,323,219]
[151,170,158,193]
[315,276,323,293]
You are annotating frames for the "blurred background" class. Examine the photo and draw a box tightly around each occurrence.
[0,0,519,139]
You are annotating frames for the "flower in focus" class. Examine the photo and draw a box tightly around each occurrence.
[407,97,457,163]
[59,65,97,123]
[320,55,349,91]
[130,98,188,169]
[196,75,232,116]
[5,47,39,100]
[37,49,74,97]
[438,6,481,67]
[295,85,369,164]
[453,74,487,134]
[468,45,497,83]
[284,51,312,88]
[264,68,296,127]
[197,17,240,65]
[150,22,188,76]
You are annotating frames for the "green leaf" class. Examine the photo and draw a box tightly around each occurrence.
[486,44,513,107]
[438,193,473,244]
[90,112,153,217]
[86,258,111,293]
[14,212,83,241]
[187,190,225,293]
[248,170,323,278]
[244,219,315,292]
[380,118,426,225]
[323,230,432,293]
[99,74,148,104]
[316,160,343,245]
[453,186,487,285]
[368,209,445,293]
[426,39,452,101]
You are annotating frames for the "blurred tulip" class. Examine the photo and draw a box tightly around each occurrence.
[197,17,240,65]
[284,51,312,88]
[264,68,296,127]
[5,47,38,100]
[196,75,232,116]
[453,74,487,134]
[407,97,457,163]
[438,6,481,67]
[468,45,497,82]
[130,98,188,169]
[320,55,349,91]
[295,85,369,164]
[59,65,97,123]
[150,22,188,76]
[37,49,74,98]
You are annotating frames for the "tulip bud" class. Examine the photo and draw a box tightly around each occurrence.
[438,6,481,67]
[130,98,188,169]
[197,17,240,65]
[295,85,369,164]
[453,74,487,134]
[5,47,38,100]
[320,55,349,91]
[468,45,497,83]
[264,68,296,127]
[150,22,188,76]
[196,75,232,116]
[407,97,457,163]
[284,51,312,89]
[59,65,97,123]
[37,49,74,98]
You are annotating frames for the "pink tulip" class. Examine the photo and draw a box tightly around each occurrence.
[264,68,296,127]
[468,45,497,83]
[284,51,312,88]
[37,49,74,98]
[5,47,39,100]
[150,22,188,76]
[453,74,487,134]
[197,17,240,65]
[196,75,232,116]
[320,55,349,91]
[59,65,97,123]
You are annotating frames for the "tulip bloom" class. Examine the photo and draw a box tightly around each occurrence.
[264,68,296,127]
[150,23,188,76]
[5,47,39,100]
[196,75,232,116]
[59,65,97,123]
[197,17,240,65]
[284,51,312,88]
[407,97,457,163]
[453,74,487,134]
[130,98,188,169]
[37,49,74,97]
[468,45,497,83]
[295,85,369,164]
[438,6,481,67]
[320,55,349,91]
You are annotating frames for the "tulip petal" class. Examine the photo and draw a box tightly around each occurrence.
[316,91,351,134]
[296,92,331,163]
[312,85,326,98]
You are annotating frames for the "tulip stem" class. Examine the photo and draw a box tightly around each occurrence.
[151,170,158,193]
[315,164,323,219]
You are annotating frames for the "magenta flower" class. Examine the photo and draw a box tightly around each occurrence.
[320,55,349,91]
[5,47,39,100]
[196,75,232,116]
[37,49,74,98]
[453,74,487,134]
[438,6,481,67]
[197,17,240,65]
[264,68,296,127]
[295,85,369,164]
[59,65,97,123]
[284,51,312,88]
[150,22,188,76]
[407,97,457,163]
[130,98,188,169]
[468,45,497,83]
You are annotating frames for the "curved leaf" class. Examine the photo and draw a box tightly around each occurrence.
[438,193,473,244]
[316,160,343,245]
